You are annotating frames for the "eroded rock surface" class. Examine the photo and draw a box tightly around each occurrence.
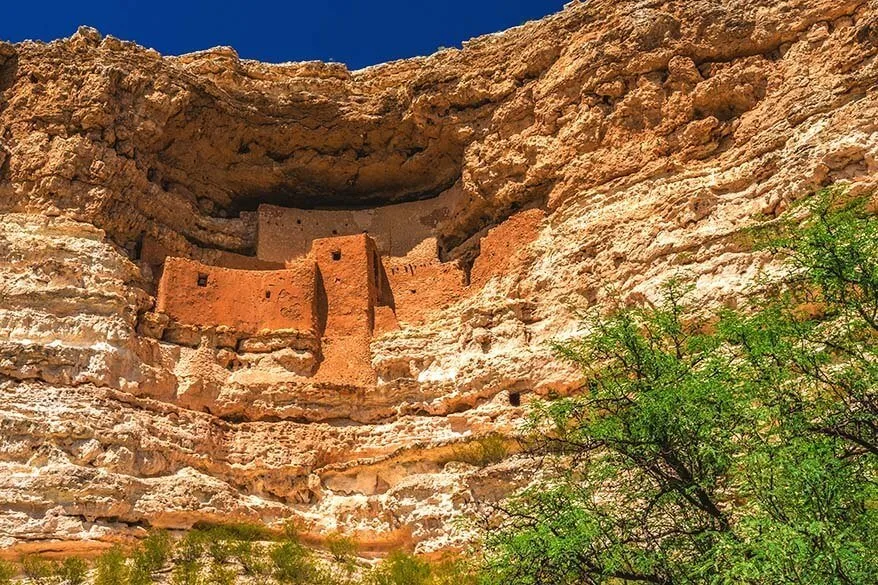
[2,0,878,555]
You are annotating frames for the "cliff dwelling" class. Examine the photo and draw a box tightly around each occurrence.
[3,0,875,565]
[141,187,545,388]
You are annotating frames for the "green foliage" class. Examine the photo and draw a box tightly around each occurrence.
[128,529,172,585]
[366,551,431,585]
[205,563,236,585]
[139,529,172,572]
[270,539,320,583]
[446,434,509,467]
[480,187,877,585]
[326,532,358,564]
[428,556,479,585]
[94,547,128,585]
[232,540,271,577]
[170,559,203,585]
[54,557,88,585]
[0,560,14,585]
[175,530,206,565]
[21,555,54,585]
[191,521,275,542]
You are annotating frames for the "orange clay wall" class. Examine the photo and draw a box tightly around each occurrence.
[141,235,283,275]
[306,234,386,387]
[382,238,466,326]
[470,209,545,288]
[156,257,318,335]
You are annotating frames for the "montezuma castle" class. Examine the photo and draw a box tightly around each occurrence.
[3,0,877,559]
[142,190,544,389]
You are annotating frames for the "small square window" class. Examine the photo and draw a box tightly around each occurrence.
[265,290,271,299]
[331,250,342,261]
[197,273,208,287]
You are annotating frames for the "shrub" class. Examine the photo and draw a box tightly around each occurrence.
[269,540,318,583]
[280,519,301,542]
[480,189,878,585]
[428,556,478,585]
[170,560,202,585]
[232,541,271,577]
[94,547,128,585]
[129,551,157,585]
[175,531,206,565]
[446,434,509,467]
[192,521,274,542]
[0,560,16,585]
[205,563,236,585]
[326,533,358,564]
[21,555,53,585]
[54,557,88,585]
[139,529,172,572]
[366,551,431,585]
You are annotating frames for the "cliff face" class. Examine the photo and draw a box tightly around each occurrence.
[2,0,878,556]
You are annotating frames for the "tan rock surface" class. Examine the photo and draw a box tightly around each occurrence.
[2,0,878,555]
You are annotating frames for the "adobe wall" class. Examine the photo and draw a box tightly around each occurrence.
[470,209,545,288]
[382,238,466,326]
[256,186,462,263]
[309,233,382,337]
[141,235,282,279]
[156,257,318,335]
[202,249,284,271]
[308,234,385,387]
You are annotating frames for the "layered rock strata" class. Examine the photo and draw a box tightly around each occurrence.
[2,0,878,556]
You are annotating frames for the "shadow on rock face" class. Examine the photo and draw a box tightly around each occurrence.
[0,49,17,96]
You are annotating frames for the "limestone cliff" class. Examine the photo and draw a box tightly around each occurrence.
[2,0,878,556]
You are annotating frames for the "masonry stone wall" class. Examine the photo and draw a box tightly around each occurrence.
[307,234,388,387]
[382,238,466,326]
[156,257,318,335]
[151,206,539,388]
[256,187,461,263]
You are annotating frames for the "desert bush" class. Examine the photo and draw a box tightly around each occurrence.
[192,521,274,543]
[170,560,202,585]
[428,556,478,585]
[270,540,319,583]
[446,434,509,467]
[232,540,271,577]
[174,531,207,565]
[326,533,358,564]
[53,557,88,585]
[128,528,173,585]
[366,551,431,585]
[204,563,236,585]
[0,560,16,585]
[94,547,128,585]
[139,529,172,572]
[21,555,54,585]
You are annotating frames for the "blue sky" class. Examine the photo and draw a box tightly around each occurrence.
[0,0,567,69]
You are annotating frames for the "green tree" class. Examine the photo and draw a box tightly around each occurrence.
[478,187,877,584]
